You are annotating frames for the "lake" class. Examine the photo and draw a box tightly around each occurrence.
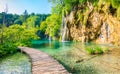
[32,40,119,74]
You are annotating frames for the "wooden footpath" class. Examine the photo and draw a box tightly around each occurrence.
[19,47,69,74]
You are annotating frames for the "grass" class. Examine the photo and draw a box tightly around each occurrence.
[85,45,103,54]
[85,45,108,55]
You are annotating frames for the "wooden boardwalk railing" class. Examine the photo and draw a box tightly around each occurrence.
[19,47,69,74]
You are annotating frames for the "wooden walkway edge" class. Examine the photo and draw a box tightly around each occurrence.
[19,47,69,74]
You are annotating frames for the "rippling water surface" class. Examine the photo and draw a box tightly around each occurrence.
[0,52,31,74]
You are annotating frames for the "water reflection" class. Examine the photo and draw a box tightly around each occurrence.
[32,40,115,55]
[32,40,73,54]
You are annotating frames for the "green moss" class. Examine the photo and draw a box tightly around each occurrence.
[117,7,120,19]
[98,0,103,11]
[111,0,120,8]
[77,13,84,23]
[83,7,89,26]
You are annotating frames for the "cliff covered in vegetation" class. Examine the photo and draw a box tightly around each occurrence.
[40,0,120,45]
[63,0,120,45]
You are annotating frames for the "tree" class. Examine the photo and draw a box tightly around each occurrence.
[40,14,61,39]
[0,24,39,56]
[0,4,8,44]
[40,21,47,32]
[26,15,40,28]
[23,10,29,22]
[48,0,63,14]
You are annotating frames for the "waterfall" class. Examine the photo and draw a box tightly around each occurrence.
[49,36,51,41]
[49,27,52,42]
[100,22,106,43]
[106,24,110,39]
[62,23,67,42]
[100,22,110,43]
[61,16,67,42]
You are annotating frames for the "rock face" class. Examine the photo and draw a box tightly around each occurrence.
[62,5,120,45]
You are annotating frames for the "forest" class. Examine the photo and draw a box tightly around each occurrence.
[0,10,50,56]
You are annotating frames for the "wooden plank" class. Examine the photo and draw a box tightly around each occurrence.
[19,47,69,74]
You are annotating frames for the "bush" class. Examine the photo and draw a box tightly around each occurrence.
[85,45,103,54]
[0,24,39,56]
[3,25,39,46]
[0,42,17,57]
[40,14,61,39]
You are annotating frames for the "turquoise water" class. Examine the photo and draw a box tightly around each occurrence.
[32,40,118,74]
[0,52,31,74]
[32,40,74,54]
[32,40,113,55]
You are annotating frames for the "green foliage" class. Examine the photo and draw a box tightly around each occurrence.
[111,0,120,8]
[40,21,47,32]
[14,19,23,25]
[85,45,104,54]
[49,0,63,14]
[52,2,63,14]
[0,42,17,56]
[26,15,39,28]
[40,14,61,39]
[83,7,90,25]
[79,0,87,4]
[0,10,50,56]
[0,12,49,27]
[63,0,80,15]
[77,13,84,22]
[48,0,120,41]
[23,10,28,22]
[85,47,95,54]
[0,24,39,56]
[98,0,103,11]
[117,7,120,19]
[3,25,39,46]
[63,4,72,15]
[0,12,19,26]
